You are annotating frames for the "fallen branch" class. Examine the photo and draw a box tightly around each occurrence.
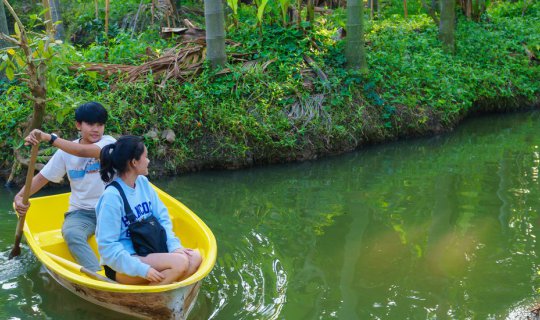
[303,54,329,89]
[522,42,538,63]
[314,6,333,14]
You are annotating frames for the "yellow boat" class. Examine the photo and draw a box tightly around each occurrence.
[21,184,217,319]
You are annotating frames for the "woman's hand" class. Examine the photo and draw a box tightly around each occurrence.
[145,267,165,282]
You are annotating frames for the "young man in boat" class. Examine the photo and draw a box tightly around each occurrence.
[13,102,116,272]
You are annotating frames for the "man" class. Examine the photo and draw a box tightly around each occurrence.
[14,102,115,272]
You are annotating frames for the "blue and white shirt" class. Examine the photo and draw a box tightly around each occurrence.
[40,135,116,212]
[95,176,182,278]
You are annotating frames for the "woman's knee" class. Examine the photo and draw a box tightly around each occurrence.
[170,253,189,274]
[189,250,202,270]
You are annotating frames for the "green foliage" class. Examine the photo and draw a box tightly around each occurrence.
[255,0,270,30]
[377,0,425,18]
[227,0,240,26]
[0,14,59,81]
[1,0,539,175]
[277,0,292,27]
[365,10,540,127]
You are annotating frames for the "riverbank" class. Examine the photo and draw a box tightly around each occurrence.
[1,1,539,186]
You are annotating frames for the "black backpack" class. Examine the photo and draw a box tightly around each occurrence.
[107,181,168,257]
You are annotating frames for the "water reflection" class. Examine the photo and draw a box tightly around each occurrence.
[3,112,540,319]
[163,112,540,319]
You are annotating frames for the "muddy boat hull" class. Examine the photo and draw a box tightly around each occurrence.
[46,266,201,319]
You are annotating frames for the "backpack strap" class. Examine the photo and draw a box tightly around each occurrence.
[106,181,137,223]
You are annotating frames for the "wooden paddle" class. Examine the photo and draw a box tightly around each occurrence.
[44,251,117,284]
[8,142,39,260]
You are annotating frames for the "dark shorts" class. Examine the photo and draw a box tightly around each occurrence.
[103,265,116,281]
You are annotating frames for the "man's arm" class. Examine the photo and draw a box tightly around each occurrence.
[25,129,101,159]
[14,173,50,216]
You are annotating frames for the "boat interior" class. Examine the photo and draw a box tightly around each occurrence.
[24,187,215,285]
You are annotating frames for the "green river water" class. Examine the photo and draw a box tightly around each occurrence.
[2,111,540,319]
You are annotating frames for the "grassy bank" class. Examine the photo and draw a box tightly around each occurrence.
[1,1,539,184]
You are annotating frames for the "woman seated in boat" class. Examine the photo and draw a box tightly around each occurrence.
[95,135,202,285]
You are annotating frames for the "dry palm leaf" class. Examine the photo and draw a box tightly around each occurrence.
[71,39,272,86]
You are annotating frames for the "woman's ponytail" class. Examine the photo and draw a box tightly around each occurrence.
[99,136,145,183]
[100,143,116,183]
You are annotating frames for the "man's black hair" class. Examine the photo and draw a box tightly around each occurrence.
[75,102,108,124]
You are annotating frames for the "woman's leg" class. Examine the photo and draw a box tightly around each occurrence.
[114,253,186,285]
[113,250,202,285]
[139,252,189,285]
[115,272,149,285]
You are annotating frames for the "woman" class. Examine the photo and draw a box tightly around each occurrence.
[96,135,201,284]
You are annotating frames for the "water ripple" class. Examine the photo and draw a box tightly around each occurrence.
[203,230,288,319]
[504,298,539,320]
[0,246,37,283]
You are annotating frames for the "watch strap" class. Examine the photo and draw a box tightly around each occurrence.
[49,133,58,145]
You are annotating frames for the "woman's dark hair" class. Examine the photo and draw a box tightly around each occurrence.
[75,102,108,124]
[100,135,145,183]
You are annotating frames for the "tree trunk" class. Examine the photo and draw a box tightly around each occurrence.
[49,0,64,40]
[0,0,7,36]
[367,0,379,19]
[204,0,226,67]
[0,0,7,80]
[104,0,110,60]
[94,0,99,19]
[345,0,368,71]
[25,59,48,136]
[403,0,408,18]
[169,0,180,26]
[296,0,302,27]
[431,0,440,13]
[439,0,455,54]
[1,0,49,184]
[307,0,315,24]
[421,0,439,25]
[105,0,110,36]
[42,0,53,34]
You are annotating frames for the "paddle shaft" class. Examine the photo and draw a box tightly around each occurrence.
[44,251,117,283]
[9,143,39,259]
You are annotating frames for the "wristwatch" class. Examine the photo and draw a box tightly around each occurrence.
[49,133,58,145]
